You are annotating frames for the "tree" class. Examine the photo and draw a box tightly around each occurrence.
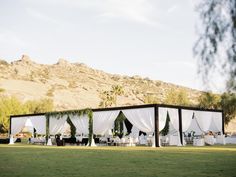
[220,92,236,124]
[194,0,236,91]
[0,96,54,133]
[198,92,221,109]
[197,92,236,125]
[24,99,54,113]
[99,91,115,108]
[99,85,124,108]
[0,96,28,132]
[143,94,162,104]
[164,89,190,106]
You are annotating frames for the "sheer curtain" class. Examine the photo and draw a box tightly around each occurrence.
[11,117,28,135]
[29,115,46,134]
[70,114,89,135]
[186,116,203,135]
[167,108,179,131]
[49,115,68,135]
[159,107,181,146]
[158,107,168,131]
[181,110,194,132]
[194,111,213,132]
[123,122,127,136]
[131,125,139,139]
[209,112,223,133]
[122,108,155,133]
[93,111,120,135]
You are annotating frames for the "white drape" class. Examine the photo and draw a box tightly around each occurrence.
[49,115,68,135]
[11,117,28,135]
[158,107,168,131]
[130,125,139,139]
[93,111,120,135]
[122,108,155,133]
[194,111,213,132]
[159,107,179,131]
[181,110,194,132]
[210,112,223,133]
[29,115,46,134]
[186,116,203,135]
[24,118,34,133]
[161,108,181,146]
[123,122,127,135]
[25,118,33,127]
[70,114,89,135]
[167,108,179,131]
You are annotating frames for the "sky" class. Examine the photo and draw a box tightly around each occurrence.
[0,0,225,92]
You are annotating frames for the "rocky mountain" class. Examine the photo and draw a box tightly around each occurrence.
[1,55,236,132]
[0,55,203,111]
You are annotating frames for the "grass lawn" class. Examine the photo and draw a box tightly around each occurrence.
[0,144,236,177]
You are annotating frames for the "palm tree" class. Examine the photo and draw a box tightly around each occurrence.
[99,85,124,108]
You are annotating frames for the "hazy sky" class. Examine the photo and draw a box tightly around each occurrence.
[0,0,224,92]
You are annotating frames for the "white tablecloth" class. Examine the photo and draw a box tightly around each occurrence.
[225,137,236,144]
[193,138,205,146]
[204,135,215,145]
[31,138,46,144]
[215,135,226,145]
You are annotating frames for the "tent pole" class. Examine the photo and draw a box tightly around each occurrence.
[154,105,160,147]
[9,116,12,138]
[46,115,49,143]
[178,108,183,145]
[222,111,225,135]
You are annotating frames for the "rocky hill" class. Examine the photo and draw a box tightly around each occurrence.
[1,55,235,132]
[0,55,204,111]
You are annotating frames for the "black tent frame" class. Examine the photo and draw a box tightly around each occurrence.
[9,103,224,147]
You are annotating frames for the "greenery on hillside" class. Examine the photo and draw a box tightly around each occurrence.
[144,89,190,106]
[164,89,190,106]
[0,96,53,133]
[99,85,124,108]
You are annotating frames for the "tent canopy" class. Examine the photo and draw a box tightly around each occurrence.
[10,104,223,147]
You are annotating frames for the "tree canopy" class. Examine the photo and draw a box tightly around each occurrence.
[0,96,53,133]
[99,85,124,108]
[198,92,236,124]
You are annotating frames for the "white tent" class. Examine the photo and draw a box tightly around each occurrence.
[9,104,224,147]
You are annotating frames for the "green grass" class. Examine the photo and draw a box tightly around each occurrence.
[0,144,236,177]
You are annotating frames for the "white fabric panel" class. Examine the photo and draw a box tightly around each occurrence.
[93,111,120,135]
[169,133,180,145]
[70,114,89,135]
[158,107,168,131]
[123,122,127,135]
[122,108,155,133]
[168,121,182,146]
[210,112,223,133]
[49,115,68,135]
[168,121,177,134]
[195,111,213,132]
[186,117,203,135]
[11,117,28,135]
[9,134,14,144]
[181,110,194,132]
[29,115,46,134]
[208,119,220,133]
[130,125,139,138]
[167,108,179,131]
[25,118,33,127]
